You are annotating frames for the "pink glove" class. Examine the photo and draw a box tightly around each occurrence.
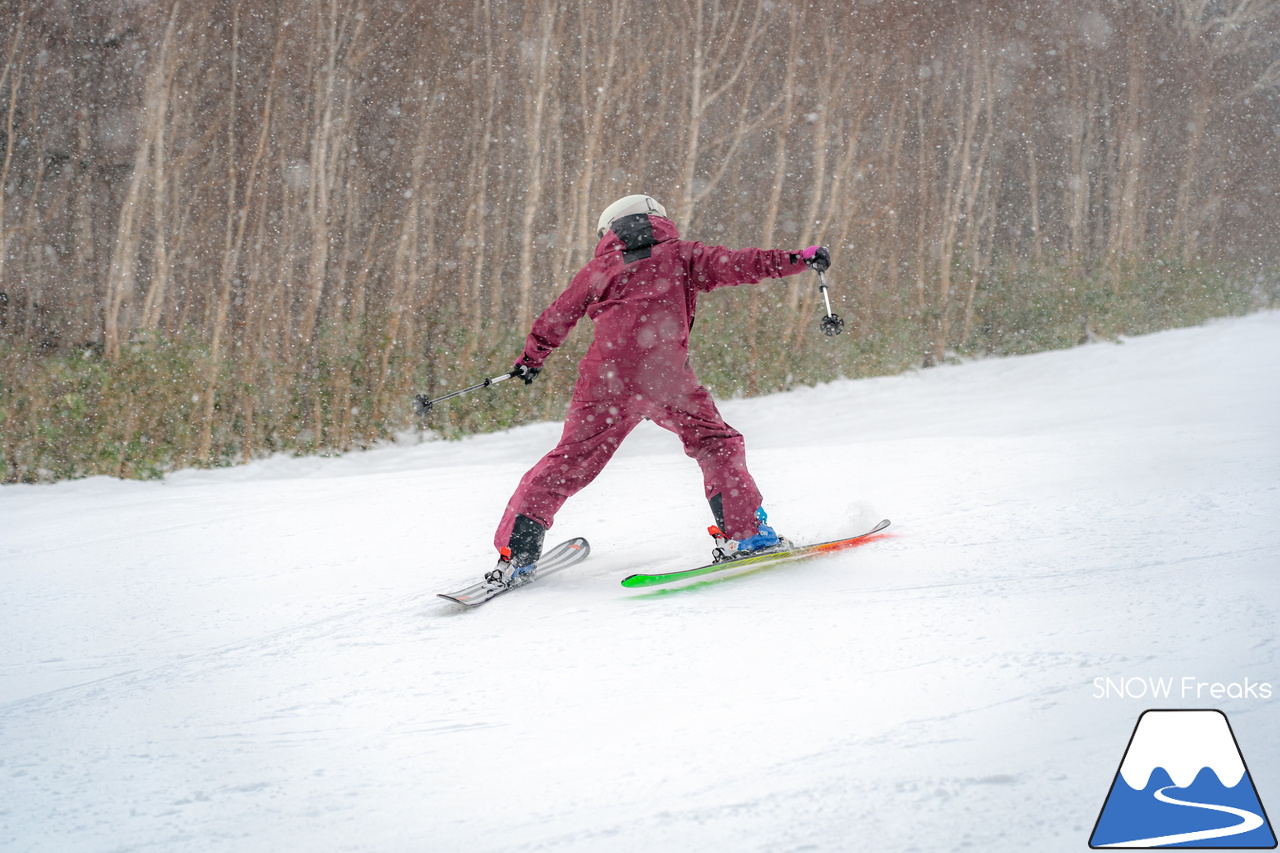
[800,245,830,272]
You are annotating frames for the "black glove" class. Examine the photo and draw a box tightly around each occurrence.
[513,362,541,385]
[801,245,831,273]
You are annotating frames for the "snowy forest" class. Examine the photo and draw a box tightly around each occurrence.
[2,0,1279,482]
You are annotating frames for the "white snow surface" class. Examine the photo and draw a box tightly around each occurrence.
[1118,710,1245,790]
[3,312,1279,852]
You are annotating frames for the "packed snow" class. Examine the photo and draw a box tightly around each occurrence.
[3,313,1278,852]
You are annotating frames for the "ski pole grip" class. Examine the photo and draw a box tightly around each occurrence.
[490,370,518,385]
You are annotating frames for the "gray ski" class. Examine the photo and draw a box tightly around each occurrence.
[438,537,590,607]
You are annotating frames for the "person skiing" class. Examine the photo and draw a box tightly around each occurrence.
[490,194,831,585]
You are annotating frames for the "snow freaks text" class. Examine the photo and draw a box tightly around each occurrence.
[1093,677,1274,701]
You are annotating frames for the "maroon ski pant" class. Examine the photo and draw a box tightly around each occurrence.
[494,386,764,550]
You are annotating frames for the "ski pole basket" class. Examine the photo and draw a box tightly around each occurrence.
[817,271,845,336]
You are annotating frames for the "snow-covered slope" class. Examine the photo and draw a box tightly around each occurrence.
[3,313,1279,852]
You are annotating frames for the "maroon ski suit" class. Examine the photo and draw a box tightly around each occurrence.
[494,214,810,551]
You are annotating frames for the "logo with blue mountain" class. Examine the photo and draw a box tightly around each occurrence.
[1090,709,1276,848]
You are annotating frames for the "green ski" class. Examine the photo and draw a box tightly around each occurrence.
[621,519,891,589]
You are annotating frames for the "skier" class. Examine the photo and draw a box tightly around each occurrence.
[490,194,830,584]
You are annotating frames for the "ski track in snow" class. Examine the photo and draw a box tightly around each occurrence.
[2,312,1279,852]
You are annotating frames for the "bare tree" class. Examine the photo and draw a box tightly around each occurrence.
[102,1,181,360]
[515,0,561,328]
[673,0,772,232]
[0,13,27,296]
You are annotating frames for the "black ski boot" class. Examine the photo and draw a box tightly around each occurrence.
[486,514,546,587]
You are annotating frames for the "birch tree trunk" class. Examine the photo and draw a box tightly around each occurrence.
[516,0,559,329]
[462,0,501,356]
[103,2,181,360]
[0,17,26,297]
[298,0,362,353]
[560,0,625,280]
[196,3,242,462]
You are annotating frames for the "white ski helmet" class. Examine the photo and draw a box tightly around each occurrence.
[596,194,667,238]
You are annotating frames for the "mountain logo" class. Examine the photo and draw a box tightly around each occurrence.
[1090,709,1276,848]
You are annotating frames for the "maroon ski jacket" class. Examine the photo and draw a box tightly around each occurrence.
[518,215,810,403]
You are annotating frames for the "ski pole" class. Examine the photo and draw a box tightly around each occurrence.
[412,370,518,416]
[816,270,845,336]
